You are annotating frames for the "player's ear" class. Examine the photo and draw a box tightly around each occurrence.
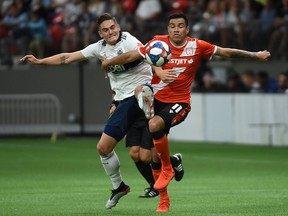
[186,26,190,35]
[98,30,103,38]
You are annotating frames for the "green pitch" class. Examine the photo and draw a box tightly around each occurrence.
[0,138,287,216]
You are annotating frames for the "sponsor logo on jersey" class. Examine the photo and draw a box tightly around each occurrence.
[108,64,125,73]
[180,41,196,57]
[108,60,143,74]
[169,59,193,65]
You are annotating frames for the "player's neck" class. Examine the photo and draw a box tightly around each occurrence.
[169,38,187,48]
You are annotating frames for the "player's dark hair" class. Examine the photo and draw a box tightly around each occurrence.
[97,13,117,30]
[168,13,189,26]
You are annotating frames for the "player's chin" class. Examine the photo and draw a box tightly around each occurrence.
[172,35,183,40]
[107,37,118,45]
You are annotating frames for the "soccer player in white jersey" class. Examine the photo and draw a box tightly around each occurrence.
[20,13,153,209]
[20,13,184,209]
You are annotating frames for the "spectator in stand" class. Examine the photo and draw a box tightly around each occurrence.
[277,71,288,93]
[122,0,138,16]
[240,69,260,93]
[87,0,106,18]
[268,0,288,60]
[226,71,246,93]
[21,9,51,58]
[50,0,67,14]
[201,0,222,45]
[162,0,189,14]
[76,1,95,48]
[134,0,162,42]
[194,69,227,93]
[186,0,203,25]
[226,0,252,49]
[83,0,124,49]
[30,0,53,22]
[61,0,82,52]
[0,2,28,66]
[192,59,211,92]
[256,70,278,93]
[47,12,64,54]
[251,0,276,51]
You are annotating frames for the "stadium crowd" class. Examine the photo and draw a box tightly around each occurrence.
[0,0,287,93]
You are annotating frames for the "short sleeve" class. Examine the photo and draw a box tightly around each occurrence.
[198,40,216,60]
[81,42,101,59]
[124,32,143,51]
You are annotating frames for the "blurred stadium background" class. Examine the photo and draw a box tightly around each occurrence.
[1,0,288,145]
[1,1,288,215]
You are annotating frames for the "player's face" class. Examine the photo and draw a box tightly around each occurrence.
[168,18,189,46]
[98,19,121,45]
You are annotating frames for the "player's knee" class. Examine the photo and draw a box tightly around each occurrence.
[97,143,111,156]
[148,119,159,133]
[140,154,151,163]
[129,149,140,162]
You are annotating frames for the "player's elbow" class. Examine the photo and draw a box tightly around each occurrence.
[217,47,231,58]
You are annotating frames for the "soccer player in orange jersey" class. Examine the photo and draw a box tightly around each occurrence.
[102,13,271,212]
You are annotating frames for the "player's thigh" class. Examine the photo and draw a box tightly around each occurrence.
[104,96,141,142]
[154,99,190,133]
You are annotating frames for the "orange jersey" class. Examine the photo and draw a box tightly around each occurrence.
[139,35,216,104]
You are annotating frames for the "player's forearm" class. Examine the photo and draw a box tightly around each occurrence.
[106,50,142,66]
[217,48,257,59]
[217,47,271,61]
[39,53,71,65]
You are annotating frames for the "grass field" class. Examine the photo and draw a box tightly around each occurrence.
[0,138,287,216]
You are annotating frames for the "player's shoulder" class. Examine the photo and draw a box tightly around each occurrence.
[93,38,107,47]
[120,31,134,41]
[186,36,198,43]
[189,37,214,46]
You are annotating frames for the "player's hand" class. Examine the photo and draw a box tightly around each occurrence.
[155,68,177,83]
[20,55,40,64]
[109,105,116,116]
[101,59,109,78]
[255,50,271,61]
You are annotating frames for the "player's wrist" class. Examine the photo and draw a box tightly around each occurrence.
[110,100,119,109]
[250,52,257,59]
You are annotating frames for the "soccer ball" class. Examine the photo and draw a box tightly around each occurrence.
[145,40,172,67]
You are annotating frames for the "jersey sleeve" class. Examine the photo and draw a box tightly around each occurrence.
[124,32,143,51]
[198,40,216,60]
[81,42,102,60]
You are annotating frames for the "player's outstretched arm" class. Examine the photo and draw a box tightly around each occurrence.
[101,50,143,71]
[216,47,271,61]
[20,51,86,65]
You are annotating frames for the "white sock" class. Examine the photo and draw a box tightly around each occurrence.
[100,150,123,189]
[137,92,143,109]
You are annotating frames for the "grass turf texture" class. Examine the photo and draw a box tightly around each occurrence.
[0,138,287,216]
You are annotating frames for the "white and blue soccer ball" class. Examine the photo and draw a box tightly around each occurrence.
[145,40,172,67]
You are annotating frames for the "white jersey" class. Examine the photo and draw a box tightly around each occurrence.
[81,32,152,101]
